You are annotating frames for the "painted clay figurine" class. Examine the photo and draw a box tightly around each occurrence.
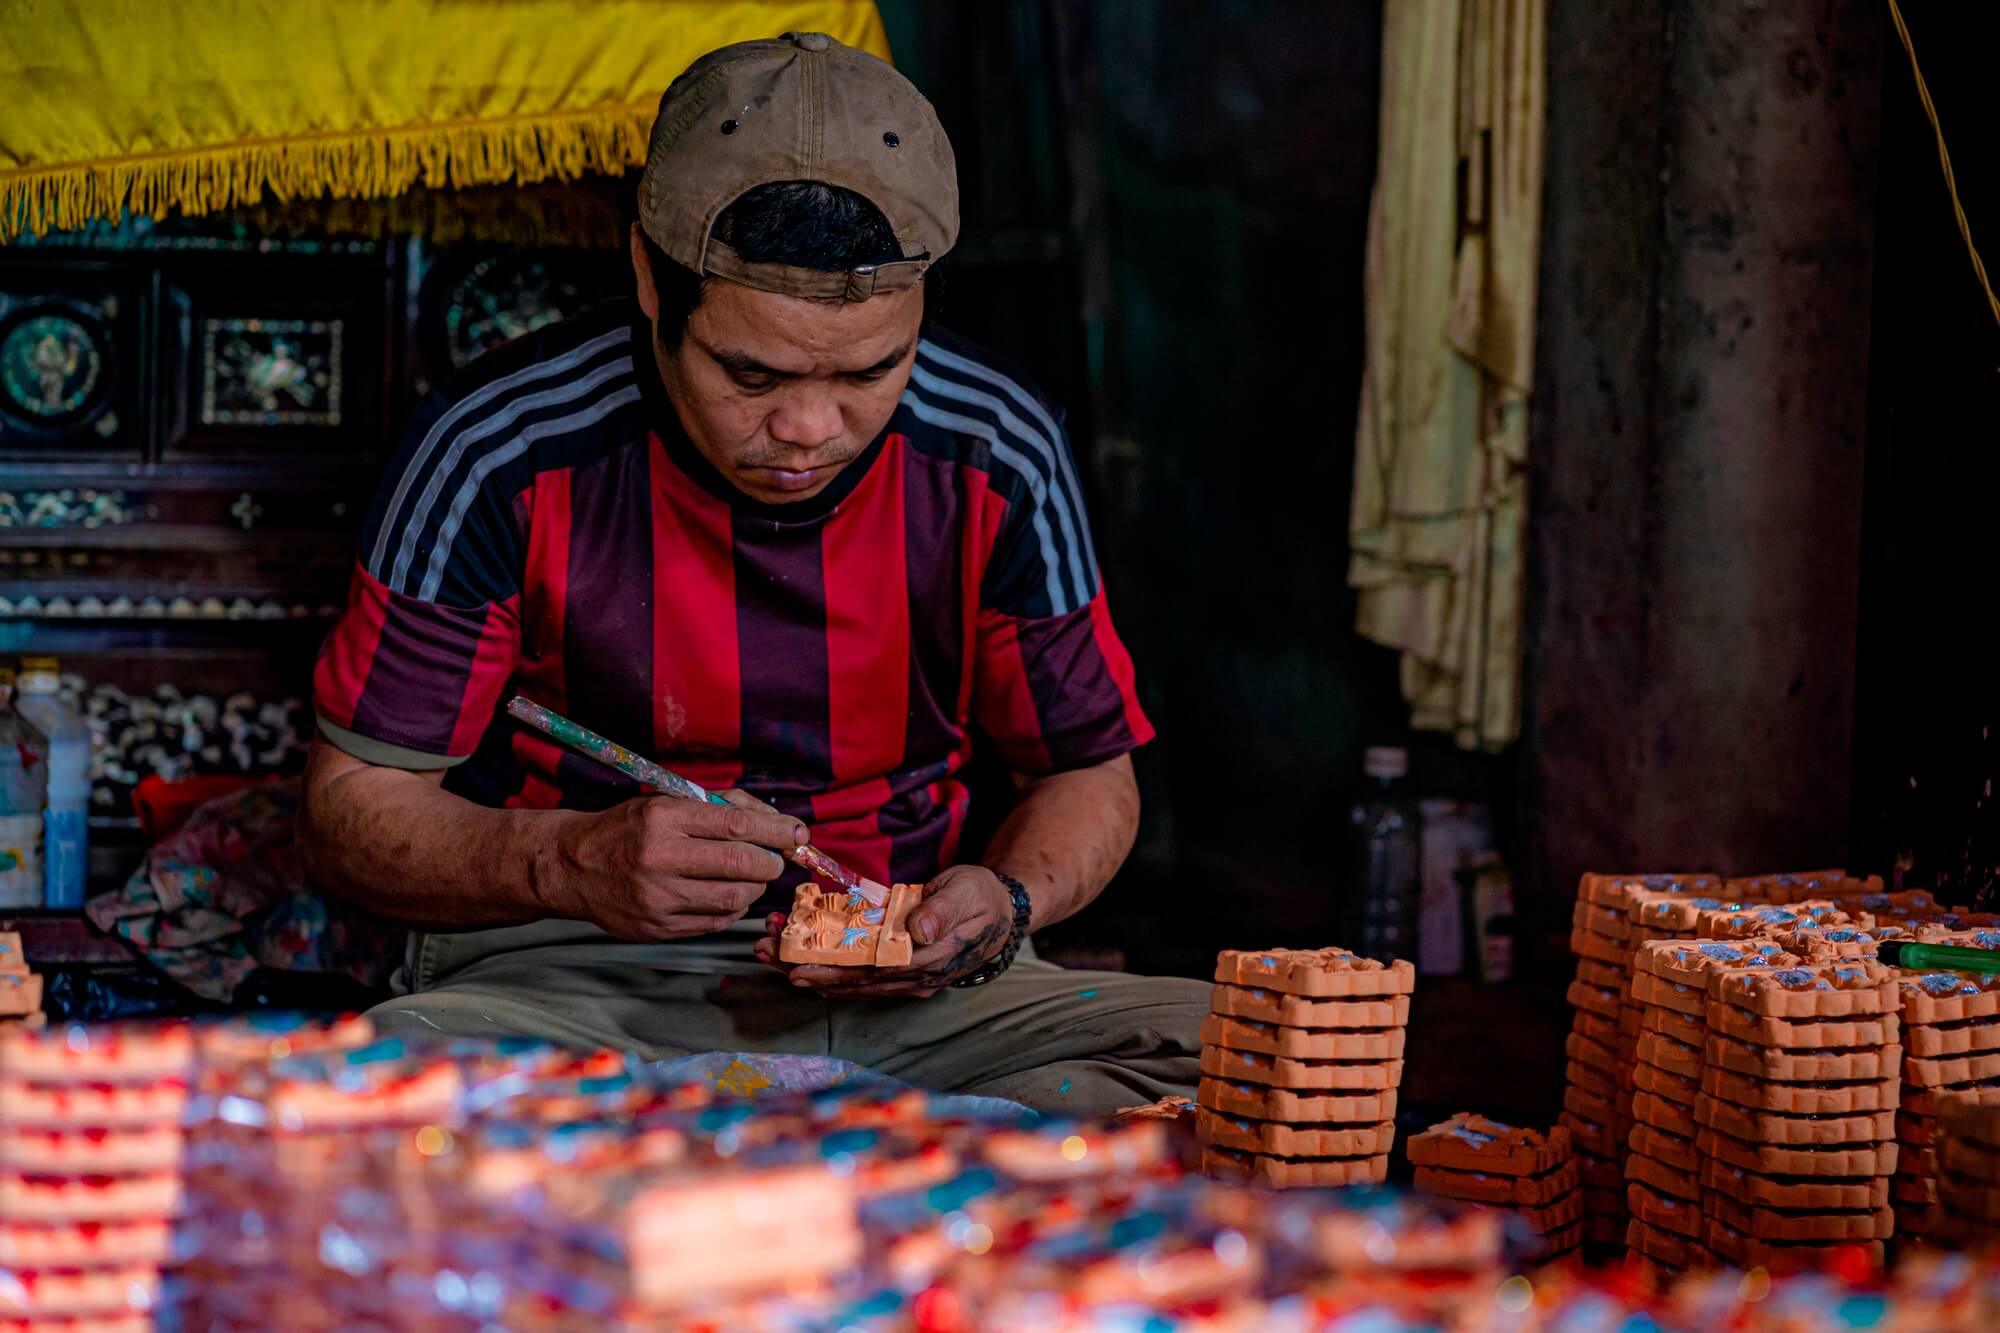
[779,883,921,967]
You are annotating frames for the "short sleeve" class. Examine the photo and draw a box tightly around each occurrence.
[970,412,1154,774]
[314,390,524,769]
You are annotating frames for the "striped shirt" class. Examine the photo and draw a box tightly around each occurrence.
[314,300,1152,902]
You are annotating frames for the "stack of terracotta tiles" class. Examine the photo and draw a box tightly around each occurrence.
[1565,873,1728,1250]
[0,931,43,1029]
[1933,1087,2000,1248]
[1406,1113,1581,1262]
[1695,958,1902,1273]
[1623,937,1801,1276]
[1891,954,2000,1245]
[1197,947,1413,1188]
[0,1019,192,1331]
[1729,871,1884,905]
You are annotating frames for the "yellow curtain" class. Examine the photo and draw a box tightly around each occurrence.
[1348,0,1543,751]
[0,1,890,243]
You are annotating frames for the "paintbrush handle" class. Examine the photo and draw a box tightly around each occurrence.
[506,697,713,802]
[505,695,873,896]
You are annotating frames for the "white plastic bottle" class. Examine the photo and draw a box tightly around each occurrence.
[0,667,49,908]
[15,657,89,908]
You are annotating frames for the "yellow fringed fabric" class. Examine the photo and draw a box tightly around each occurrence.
[0,1,891,242]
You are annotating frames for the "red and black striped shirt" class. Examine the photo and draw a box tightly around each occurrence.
[315,300,1152,902]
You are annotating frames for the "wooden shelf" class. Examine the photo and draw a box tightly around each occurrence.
[0,525,345,552]
[0,458,376,492]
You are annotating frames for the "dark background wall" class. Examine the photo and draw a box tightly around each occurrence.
[1523,0,1885,958]
[881,0,1512,976]
[1853,3,2000,906]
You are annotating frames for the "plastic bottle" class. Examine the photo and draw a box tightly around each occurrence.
[0,667,50,908]
[15,657,89,908]
[1346,745,1419,963]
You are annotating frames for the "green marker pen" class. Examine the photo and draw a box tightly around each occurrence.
[1877,939,2000,973]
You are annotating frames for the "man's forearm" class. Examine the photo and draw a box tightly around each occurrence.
[299,737,581,930]
[982,753,1141,931]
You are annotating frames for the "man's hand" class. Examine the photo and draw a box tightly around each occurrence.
[753,864,1014,998]
[540,791,805,942]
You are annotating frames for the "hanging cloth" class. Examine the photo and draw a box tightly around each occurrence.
[0,1,890,242]
[1348,0,1544,750]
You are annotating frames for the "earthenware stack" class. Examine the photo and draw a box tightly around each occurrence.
[1891,958,2000,1246]
[1933,1087,2000,1248]
[1196,946,1413,1188]
[1694,959,1902,1272]
[0,1019,192,1328]
[1565,873,1731,1251]
[1406,1112,1581,1262]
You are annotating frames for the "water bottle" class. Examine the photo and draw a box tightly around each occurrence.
[1346,745,1419,963]
[15,657,89,908]
[0,667,49,908]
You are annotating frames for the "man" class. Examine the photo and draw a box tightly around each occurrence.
[301,32,1206,1112]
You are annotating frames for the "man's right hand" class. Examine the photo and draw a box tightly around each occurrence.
[537,795,806,941]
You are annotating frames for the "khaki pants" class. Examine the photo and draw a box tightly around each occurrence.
[368,919,1206,1115]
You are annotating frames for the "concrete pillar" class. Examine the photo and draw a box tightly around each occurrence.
[1523,0,1883,930]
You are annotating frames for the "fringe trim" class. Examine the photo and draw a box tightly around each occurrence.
[0,106,655,243]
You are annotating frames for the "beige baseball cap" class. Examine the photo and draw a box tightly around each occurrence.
[638,31,958,303]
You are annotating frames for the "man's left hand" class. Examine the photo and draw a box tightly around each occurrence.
[754,864,1015,999]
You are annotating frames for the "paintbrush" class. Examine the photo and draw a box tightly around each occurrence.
[505,695,889,906]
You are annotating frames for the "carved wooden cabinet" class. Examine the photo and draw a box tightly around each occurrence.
[0,218,627,894]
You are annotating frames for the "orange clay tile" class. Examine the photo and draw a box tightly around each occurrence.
[1624,1152,1697,1202]
[1195,1077,1398,1125]
[1725,871,1868,898]
[1629,1122,1699,1173]
[1935,1086,2000,1149]
[1570,928,1631,965]
[1208,984,1409,1030]
[0,1125,182,1174]
[0,1078,189,1130]
[1903,1078,2000,1118]
[1199,1145,1388,1188]
[1693,1093,1894,1147]
[1705,1001,1899,1050]
[1696,1127,1899,1178]
[1625,1180,1701,1237]
[1706,1195,1894,1243]
[1709,961,1899,1018]
[1212,948,1415,998]
[1636,1031,1703,1081]
[1906,1050,2000,1088]
[1640,1004,1708,1048]
[1414,1159,1579,1206]
[0,1021,193,1084]
[1574,901,1633,941]
[1519,1190,1586,1235]
[1695,901,1855,939]
[1630,972,1707,1017]
[1405,1112,1570,1176]
[1195,1108,1395,1158]
[0,971,41,1018]
[1704,1034,1903,1083]
[1198,1046,1403,1091]
[1632,938,1799,985]
[1628,894,1746,934]
[1700,1160,1890,1211]
[1579,873,1723,908]
[778,882,921,967]
[1906,1017,2000,1058]
[1698,1066,1899,1116]
[1198,1014,1405,1062]
[0,1217,172,1269]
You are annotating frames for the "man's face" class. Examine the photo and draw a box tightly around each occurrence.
[635,228,922,506]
